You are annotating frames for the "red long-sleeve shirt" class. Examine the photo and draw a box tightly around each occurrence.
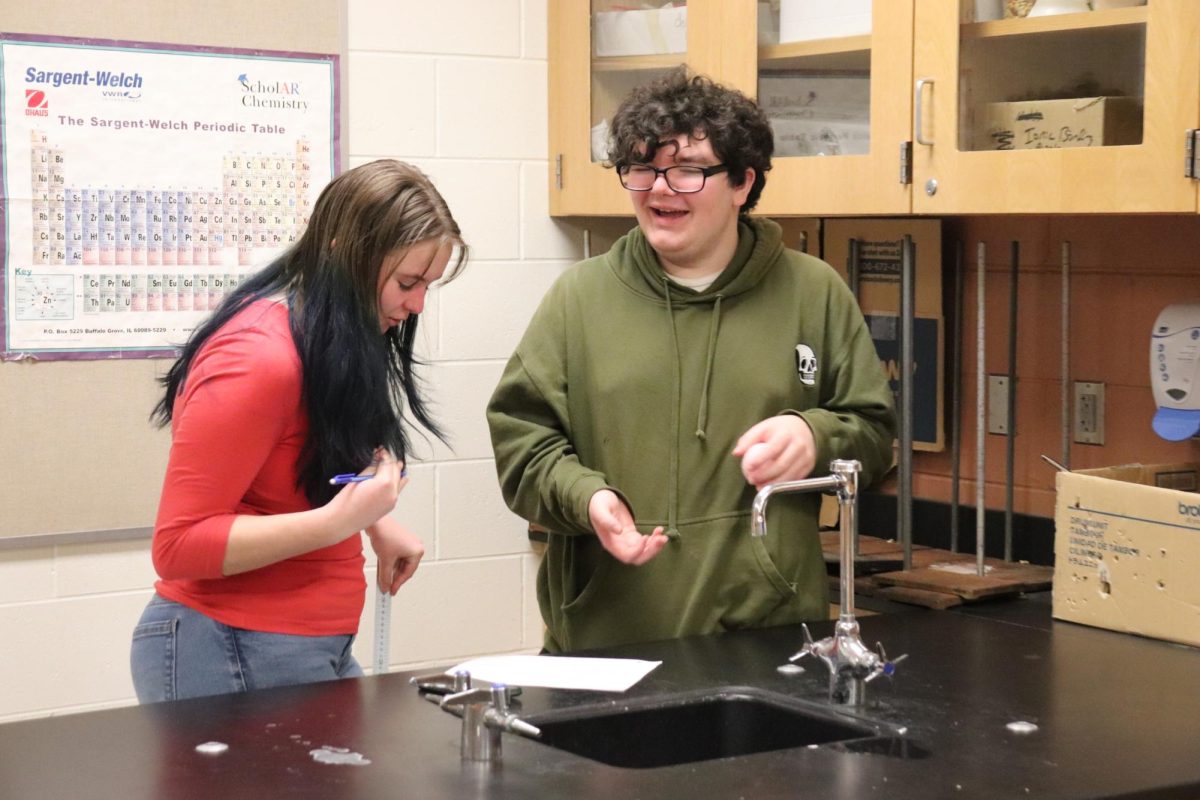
[152,299,366,635]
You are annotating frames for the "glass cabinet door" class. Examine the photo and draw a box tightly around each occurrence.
[913,0,1199,213]
[550,0,695,216]
[750,1,915,216]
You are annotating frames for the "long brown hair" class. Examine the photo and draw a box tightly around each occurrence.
[155,160,468,504]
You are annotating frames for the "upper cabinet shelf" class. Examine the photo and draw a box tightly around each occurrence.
[591,53,683,73]
[962,5,1148,39]
[758,35,871,72]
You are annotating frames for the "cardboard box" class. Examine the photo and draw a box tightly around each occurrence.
[593,5,687,58]
[1053,463,1200,649]
[772,217,822,257]
[976,96,1143,151]
[823,218,943,319]
[779,0,871,43]
[863,312,944,452]
[759,73,871,158]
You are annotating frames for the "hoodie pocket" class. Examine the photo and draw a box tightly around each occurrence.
[716,534,800,631]
[548,534,612,614]
[750,535,799,599]
[560,553,611,615]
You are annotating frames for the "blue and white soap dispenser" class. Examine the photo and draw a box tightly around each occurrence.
[1151,302,1200,441]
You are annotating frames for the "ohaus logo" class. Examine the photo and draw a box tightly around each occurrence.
[1179,502,1200,517]
[25,89,48,116]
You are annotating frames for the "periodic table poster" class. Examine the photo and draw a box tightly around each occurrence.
[0,33,338,360]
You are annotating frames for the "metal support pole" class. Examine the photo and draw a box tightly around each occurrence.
[847,237,862,559]
[899,235,915,571]
[949,240,965,553]
[975,242,987,577]
[848,237,861,299]
[582,228,592,260]
[1061,241,1071,470]
[1004,241,1019,563]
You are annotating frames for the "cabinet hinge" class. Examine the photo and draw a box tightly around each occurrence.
[1186,130,1200,179]
[555,154,564,190]
[899,141,913,185]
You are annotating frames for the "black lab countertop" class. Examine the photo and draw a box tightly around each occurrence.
[2,594,1198,800]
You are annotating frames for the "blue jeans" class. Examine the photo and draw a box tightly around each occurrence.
[130,594,363,703]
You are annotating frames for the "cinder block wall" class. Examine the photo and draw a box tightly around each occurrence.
[0,0,581,724]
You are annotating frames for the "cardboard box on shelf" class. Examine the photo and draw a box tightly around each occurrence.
[822,218,942,318]
[1053,463,1200,649]
[593,5,687,58]
[863,312,944,452]
[779,0,871,43]
[976,96,1143,151]
[773,217,822,257]
[823,219,944,453]
[760,73,871,158]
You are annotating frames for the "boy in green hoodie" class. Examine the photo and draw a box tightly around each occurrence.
[487,68,896,653]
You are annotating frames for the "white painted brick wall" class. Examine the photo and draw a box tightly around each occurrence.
[0,0,587,724]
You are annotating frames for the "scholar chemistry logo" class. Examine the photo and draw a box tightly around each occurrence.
[25,89,48,116]
[237,73,309,111]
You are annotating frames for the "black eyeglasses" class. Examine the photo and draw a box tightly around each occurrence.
[618,164,729,193]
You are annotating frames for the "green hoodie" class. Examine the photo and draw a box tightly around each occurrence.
[487,217,896,652]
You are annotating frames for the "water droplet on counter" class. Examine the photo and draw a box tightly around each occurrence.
[309,745,371,766]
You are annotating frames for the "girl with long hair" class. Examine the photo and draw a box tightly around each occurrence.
[130,160,467,702]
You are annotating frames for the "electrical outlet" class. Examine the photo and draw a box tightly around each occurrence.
[1074,381,1105,445]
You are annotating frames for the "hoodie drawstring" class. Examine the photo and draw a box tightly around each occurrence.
[694,294,722,440]
[664,280,682,539]
[663,281,725,539]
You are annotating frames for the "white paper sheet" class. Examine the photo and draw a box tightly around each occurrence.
[445,655,661,693]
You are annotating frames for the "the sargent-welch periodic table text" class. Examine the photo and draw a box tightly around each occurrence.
[2,35,338,358]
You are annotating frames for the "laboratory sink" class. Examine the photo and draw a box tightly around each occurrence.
[525,686,901,769]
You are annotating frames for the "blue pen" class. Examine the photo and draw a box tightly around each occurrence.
[329,467,408,485]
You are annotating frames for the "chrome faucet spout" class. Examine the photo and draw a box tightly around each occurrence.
[751,475,840,539]
[752,459,903,706]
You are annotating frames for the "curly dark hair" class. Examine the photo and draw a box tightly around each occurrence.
[607,66,773,214]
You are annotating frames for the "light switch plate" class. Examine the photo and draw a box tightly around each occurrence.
[988,374,1010,435]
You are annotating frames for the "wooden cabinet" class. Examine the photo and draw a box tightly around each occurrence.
[549,0,740,216]
[548,0,1200,217]
[913,0,1199,213]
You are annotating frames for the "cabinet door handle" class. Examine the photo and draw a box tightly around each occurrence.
[914,78,934,146]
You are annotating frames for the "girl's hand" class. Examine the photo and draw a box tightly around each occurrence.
[325,453,407,537]
[366,516,425,594]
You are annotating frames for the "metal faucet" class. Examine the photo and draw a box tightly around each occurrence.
[417,672,541,762]
[752,459,904,706]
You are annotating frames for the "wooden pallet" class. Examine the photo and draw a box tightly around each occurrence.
[822,534,1053,610]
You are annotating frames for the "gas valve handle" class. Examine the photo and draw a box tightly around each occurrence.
[441,684,541,739]
[410,668,472,695]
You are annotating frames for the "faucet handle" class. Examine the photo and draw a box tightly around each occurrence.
[864,642,908,683]
[440,684,542,739]
[788,623,818,663]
